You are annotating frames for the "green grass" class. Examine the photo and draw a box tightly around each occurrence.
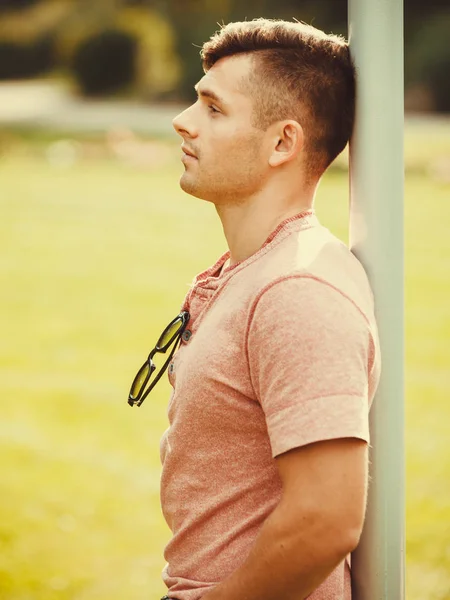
[0,126,449,599]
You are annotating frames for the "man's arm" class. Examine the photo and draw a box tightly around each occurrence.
[202,437,368,600]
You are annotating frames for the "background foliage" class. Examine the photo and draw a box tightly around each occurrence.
[0,0,448,109]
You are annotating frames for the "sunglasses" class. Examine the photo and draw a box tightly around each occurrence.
[127,311,190,407]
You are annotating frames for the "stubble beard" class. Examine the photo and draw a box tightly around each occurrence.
[179,137,265,204]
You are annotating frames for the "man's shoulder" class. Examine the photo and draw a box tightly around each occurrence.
[237,225,372,311]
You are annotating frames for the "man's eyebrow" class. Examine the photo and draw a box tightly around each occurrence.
[194,83,228,106]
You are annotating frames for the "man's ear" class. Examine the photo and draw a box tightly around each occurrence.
[269,121,304,167]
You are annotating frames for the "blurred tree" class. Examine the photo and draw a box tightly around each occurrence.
[117,5,180,99]
[152,0,227,100]
[151,0,447,105]
[53,1,179,98]
[0,1,72,44]
[0,0,39,12]
[0,35,54,79]
[0,0,68,79]
[0,0,447,110]
[149,0,348,101]
[163,0,448,111]
[75,0,120,28]
[406,8,450,112]
[72,28,137,95]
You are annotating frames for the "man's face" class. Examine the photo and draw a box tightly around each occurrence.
[172,54,269,205]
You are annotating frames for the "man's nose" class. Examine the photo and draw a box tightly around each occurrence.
[172,108,197,138]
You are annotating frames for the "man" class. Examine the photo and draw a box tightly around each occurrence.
[129,17,381,600]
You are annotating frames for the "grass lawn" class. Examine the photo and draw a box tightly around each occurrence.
[0,123,449,599]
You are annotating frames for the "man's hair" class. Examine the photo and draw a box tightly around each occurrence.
[201,18,356,179]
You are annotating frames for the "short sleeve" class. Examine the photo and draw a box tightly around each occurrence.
[247,276,372,457]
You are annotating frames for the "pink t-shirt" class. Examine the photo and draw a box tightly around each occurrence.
[160,210,381,599]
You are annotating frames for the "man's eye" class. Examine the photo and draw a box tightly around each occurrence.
[208,105,220,114]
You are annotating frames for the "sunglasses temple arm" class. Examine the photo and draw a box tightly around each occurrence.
[137,335,182,406]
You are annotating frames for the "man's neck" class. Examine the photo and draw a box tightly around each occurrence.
[216,195,315,268]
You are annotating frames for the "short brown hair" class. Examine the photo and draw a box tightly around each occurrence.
[201,18,356,179]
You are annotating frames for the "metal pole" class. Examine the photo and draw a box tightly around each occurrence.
[348,1,405,599]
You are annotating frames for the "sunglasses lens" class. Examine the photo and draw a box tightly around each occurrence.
[131,362,151,398]
[158,318,183,349]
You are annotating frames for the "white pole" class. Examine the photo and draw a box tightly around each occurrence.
[348,1,405,599]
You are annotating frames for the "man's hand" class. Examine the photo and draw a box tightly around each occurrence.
[202,437,368,600]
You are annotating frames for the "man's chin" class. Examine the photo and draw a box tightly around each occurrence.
[179,177,207,201]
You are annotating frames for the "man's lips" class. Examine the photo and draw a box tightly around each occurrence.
[181,145,197,159]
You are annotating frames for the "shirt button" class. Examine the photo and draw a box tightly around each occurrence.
[182,329,192,342]
[169,363,175,374]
